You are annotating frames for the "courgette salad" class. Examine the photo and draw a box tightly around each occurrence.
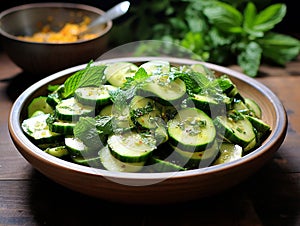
[21,60,271,173]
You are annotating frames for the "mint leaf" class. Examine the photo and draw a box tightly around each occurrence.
[123,67,149,89]
[74,117,104,150]
[238,41,262,77]
[63,61,106,98]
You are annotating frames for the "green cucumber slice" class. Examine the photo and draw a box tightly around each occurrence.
[27,96,53,118]
[171,140,219,169]
[213,142,243,165]
[139,60,170,75]
[99,104,113,116]
[65,137,89,157]
[104,62,138,87]
[71,155,102,168]
[214,110,256,148]
[44,146,69,158]
[74,85,117,107]
[246,115,271,145]
[49,120,76,135]
[130,96,162,129]
[147,157,187,172]
[21,113,63,144]
[140,77,186,103]
[99,145,144,172]
[245,98,262,118]
[107,131,156,163]
[167,108,216,152]
[55,97,95,122]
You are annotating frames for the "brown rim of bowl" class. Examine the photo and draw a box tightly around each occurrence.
[0,2,113,45]
[8,56,288,181]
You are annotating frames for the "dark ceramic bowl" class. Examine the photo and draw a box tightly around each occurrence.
[8,57,287,204]
[0,3,112,75]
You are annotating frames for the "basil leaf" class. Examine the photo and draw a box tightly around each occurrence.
[203,2,243,33]
[243,2,264,38]
[252,4,286,32]
[258,32,300,65]
[238,42,262,77]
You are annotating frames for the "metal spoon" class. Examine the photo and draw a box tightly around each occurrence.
[79,1,130,36]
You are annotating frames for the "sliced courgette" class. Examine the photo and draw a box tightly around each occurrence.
[167,108,216,152]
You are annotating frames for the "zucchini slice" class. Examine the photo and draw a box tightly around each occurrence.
[214,110,256,148]
[99,145,145,172]
[107,131,156,163]
[104,62,138,87]
[74,85,117,107]
[167,108,216,152]
[55,97,95,122]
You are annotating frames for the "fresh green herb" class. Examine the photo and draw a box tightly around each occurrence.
[73,117,105,150]
[63,61,106,98]
[123,67,149,89]
[111,0,300,77]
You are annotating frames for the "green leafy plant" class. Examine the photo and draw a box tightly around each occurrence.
[111,0,300,77]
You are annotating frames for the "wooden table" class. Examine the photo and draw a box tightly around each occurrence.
[0,50,299,226]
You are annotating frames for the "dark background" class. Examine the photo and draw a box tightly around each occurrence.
[0,0,299,51]
[0,0,298,34]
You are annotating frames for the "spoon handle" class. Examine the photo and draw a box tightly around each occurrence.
[88,1,130,30]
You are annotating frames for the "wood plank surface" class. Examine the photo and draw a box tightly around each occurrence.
[1,51,300,225]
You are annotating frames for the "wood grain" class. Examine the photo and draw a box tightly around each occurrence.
[1,51,300,225]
